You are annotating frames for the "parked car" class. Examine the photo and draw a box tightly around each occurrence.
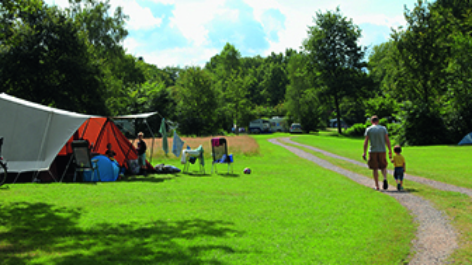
[290,123,303,133]
[249,119,271,134]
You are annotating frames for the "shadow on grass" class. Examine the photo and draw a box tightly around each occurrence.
[217,173,240,178]
[0,202,243,265]
[382,188,419,194]
[183,172,212,177]
[118,175,178,183]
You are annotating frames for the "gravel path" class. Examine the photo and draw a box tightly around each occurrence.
[280,138,472,197]
[269,138,458,264]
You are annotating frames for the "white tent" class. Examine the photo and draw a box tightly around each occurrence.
[0,93,94,173]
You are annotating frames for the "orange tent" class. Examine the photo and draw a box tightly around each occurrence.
[59,118,154,172]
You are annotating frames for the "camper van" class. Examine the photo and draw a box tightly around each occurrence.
[249,119,270,133]
[269,117,288,132]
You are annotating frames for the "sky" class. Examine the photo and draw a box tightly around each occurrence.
[45,0,420,68]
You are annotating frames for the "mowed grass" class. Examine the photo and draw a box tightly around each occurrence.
[0,135,414,264]
[291,134,472,189]
[288,133,472,263]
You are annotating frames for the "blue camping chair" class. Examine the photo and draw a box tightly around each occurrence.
[211,138,233,174]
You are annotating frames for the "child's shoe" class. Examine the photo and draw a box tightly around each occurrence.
[383,179,388,190]
[397,183,401,191]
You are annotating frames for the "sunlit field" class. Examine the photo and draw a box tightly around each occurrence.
[0,135,414,264]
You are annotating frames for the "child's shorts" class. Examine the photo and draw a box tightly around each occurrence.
[394,167,404,181]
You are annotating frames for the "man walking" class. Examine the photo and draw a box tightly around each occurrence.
[363,116,392,190]
[137,132,147,175]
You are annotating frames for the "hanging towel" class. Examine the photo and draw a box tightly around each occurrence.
[212,138,220,147]
[172,131,185,157]
[160,118,168,155]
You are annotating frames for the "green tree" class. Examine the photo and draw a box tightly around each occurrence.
[285,53,323,132]
[225,73,254,133]
[0,0,108,114]
[260,62,288,106]
[444,32,472,141]
[176,67,219,136]
[392,0,450,106]
[304,7,366,134]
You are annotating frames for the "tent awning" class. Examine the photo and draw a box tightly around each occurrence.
[0,93,95,172]
[111,112,158,119]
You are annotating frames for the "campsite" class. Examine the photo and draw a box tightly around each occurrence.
[2,0,472,264]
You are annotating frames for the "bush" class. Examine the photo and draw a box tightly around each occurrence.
[345,123,368,137]
[345,119,401,139]
[398,102,450,146]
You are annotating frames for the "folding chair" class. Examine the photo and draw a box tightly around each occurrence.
[181,145,205,174]
[71,140,100,182]
[211,138,233,174]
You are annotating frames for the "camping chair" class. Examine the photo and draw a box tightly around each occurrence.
[211,137,233,174]
[181,145,205,174]
[71,140,100,182]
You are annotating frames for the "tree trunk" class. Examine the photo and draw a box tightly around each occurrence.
[334,94,342,134]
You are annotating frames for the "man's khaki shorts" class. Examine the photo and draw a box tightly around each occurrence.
[368,152,387,170]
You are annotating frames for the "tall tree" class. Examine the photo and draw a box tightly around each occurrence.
[175,67,219,136]
[304,7,366,134]
[0,0,108,114]
[285,53,323,132]
[260,62,288,106]
[392,0,450,106]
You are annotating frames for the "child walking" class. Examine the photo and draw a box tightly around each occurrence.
[391,145,406,191]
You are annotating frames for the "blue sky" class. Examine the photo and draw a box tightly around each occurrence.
[45,0,420,68]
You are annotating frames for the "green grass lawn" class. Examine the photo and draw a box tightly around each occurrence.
[288,133,472,263]
[0,135,414,264]
[291,134,472,189]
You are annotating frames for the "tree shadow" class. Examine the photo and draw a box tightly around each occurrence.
[0,202,244,265]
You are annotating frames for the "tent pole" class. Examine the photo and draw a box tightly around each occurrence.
[46,170,56,182]
[34,112,53,182]
[61,155,74,182]
[144,119,155,165]
[13,172,22,183]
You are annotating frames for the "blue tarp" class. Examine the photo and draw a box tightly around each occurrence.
[83,155,120,182]
[458,132,472,145]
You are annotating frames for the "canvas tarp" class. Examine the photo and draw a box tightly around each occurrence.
[0,93,93,173]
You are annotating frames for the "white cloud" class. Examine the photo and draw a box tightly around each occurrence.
[46,0,418,67]
[167,0,224,46]
[123,37,140,53]
[110,0,163,30]
[140,46,220,68]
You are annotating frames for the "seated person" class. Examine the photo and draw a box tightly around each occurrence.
[105,143,116,161]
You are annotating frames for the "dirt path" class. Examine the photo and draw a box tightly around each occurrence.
[281,137,472,197]
[269,138,458,265]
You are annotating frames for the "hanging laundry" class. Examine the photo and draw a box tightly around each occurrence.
[159,118,168,155]
[172,131,185,157]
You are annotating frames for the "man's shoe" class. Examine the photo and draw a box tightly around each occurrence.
[397,183,401,191]
[383,179,388,190]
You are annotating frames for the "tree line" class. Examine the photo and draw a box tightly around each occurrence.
[1,0,470,145]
